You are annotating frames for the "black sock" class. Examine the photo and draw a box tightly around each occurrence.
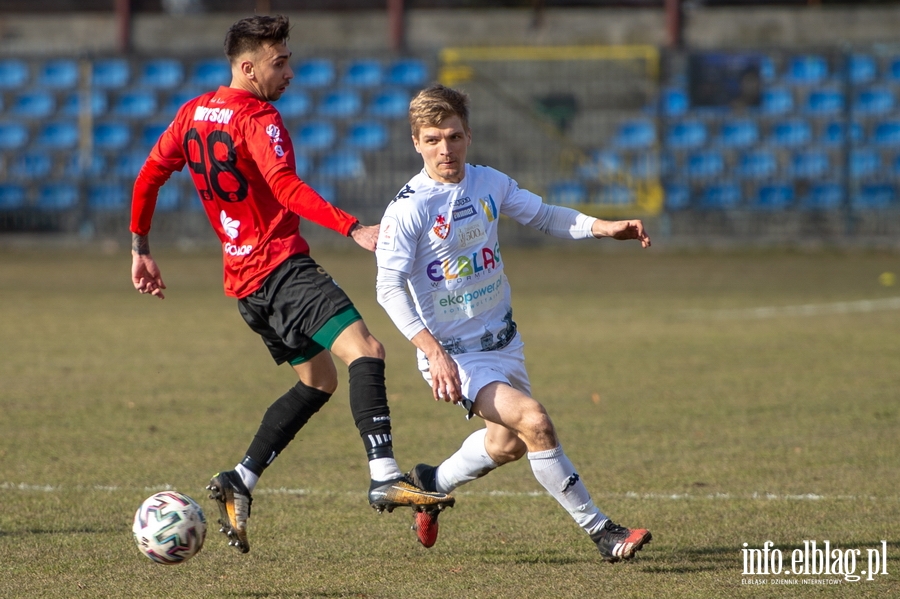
[348,357,394,460]
[242,380,332,475]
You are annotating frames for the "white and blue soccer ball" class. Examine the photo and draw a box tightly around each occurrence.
[133,491,207,565]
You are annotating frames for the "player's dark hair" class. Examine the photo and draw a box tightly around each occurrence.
[224,14,291,62]
[409,84,470,137]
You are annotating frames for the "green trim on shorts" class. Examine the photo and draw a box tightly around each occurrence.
[288,306,362,366]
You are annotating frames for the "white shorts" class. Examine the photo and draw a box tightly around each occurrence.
[418,334,531,416]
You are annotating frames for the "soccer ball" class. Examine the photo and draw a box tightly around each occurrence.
[133,491,207,565]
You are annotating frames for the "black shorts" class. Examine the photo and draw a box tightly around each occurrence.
[238,254,358,365]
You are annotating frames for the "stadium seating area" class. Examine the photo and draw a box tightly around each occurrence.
[0,55,429,217]
[572,52,900,211]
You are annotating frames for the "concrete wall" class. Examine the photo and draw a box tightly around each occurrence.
[2,7,900,57]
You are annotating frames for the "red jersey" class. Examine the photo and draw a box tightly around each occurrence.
[131,86,358,298]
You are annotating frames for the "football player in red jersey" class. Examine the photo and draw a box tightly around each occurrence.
[130,14,454,554]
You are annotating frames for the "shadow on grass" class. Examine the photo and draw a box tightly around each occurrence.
[227,592,369,598]
[3,525,125,535]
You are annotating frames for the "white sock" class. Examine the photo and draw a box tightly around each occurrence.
[369,457,404,482]
[527,445,607,536]
[235,463,259,492]
[434,428,499,493]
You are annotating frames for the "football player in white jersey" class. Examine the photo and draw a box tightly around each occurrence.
[375,84,652,561]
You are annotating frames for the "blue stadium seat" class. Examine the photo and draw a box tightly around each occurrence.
[0,184,26,210]
[307,179,337,204]
[8,152,52,180]
[664,182,691,210]
[578,149,622,179]
[785,55,828,85]
[65,153,106,178]
[140,122,169,147]
[735,149,777,179]
[156,184,181,212]
[277,92,312,119]
[821,120,863,146]
[343,60,382,88]
[0,123,29,150]
[760,87,794,115]
[699,183,741,209]
[666,120,707,150]
[595,184,634,206]
[854,87,894,116]
[717,119,758,148]
[93,122,131,150]
[190,59,231,88]
[770,119,812,147]
[345,121,389,150]
[318,90,362,118]
[848,54,877,86]
[872,120,900,147]
[367,88,410,119]
[686,150,724,179]
[37,59,79,89]
[630,155,659,180]
[295,153,312,178]
[0,59,29,89]
[805,88,844,116]
[87,184,127,211]
[296,59,335,88]
[318,150,365,178]
[60,90,107,117]
[139,59,184,89]
[853,183,895,209]
[760,55,777,82]
[296,121,336,150]
[800,182,843,210]
[850,148,879,178]
[112,90,158,119]
[10,91,55,119]
[92,58,130,89]
[112,150,150,178]
[612,119,656,149]
[888,57,900,82]
[752,183,794,210]
[35,121,79,150]
[162,89,198,115]
[36,183,79,210]
[385,58,428,87]
[545,181,587,206]
[789,150,830,178]
[660,88,688,117]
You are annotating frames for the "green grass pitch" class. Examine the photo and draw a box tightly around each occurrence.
[1,243,898,598]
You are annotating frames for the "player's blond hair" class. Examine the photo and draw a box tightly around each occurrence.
[408,84,470,138]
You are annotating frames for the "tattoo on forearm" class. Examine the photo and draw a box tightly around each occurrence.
[132,233,150,255]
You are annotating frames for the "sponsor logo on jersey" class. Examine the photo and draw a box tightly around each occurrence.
[452,196,471,207]
[377,216,398,251]
[426,243,501,282]
[395,184,415,201]
[219,210,253,256]
[452,205,476,221]
[220,210,240,239]
[480,194,498,222]
[266,124,282,141]
[193,105,234,124]
[432,214,450,240]
[432,273,504,322]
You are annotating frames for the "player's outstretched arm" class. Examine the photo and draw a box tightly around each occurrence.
[349,222,380,252]
[591,219,652,248]
[131,233,167,299]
